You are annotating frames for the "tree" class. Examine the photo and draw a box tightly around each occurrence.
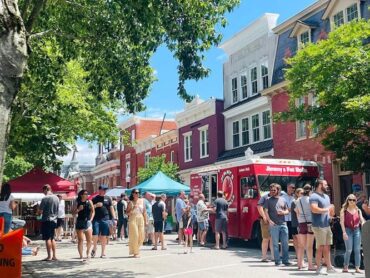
[2,155,33,182]
[0,0,239,184]
[280,20,370,172]
[137,155,180,183]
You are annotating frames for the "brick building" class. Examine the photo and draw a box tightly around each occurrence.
[263,0,370,210]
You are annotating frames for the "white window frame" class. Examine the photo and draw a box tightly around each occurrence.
[309,94,319,137]
[260,61,269,90]
[183,131,192,162]
[331,2,360,29]
[296,96,307,140]
[241,117,249,146]
[251,114,260,142]
[144,152,150,168]
[298,30,311,49]
[231,77,238,104]
[125,161,131,179]
[198,125,209,159]
[232,121,240,148]
[262,110,272,140]
[250,67,258,95]
[131,129,135,145]
[240,73,248,100]
[170,150,175,162]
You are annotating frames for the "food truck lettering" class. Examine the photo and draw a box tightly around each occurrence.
[221,170,234,202]
[266,166,308,174]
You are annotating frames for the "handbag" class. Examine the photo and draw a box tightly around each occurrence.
[300,199,312,233]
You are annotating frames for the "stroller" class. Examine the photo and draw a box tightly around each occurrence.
[331,217,364,269]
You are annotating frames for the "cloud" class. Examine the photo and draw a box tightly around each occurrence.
[61,142,97,165]
[138,107,182,119]
[216,53,227,61]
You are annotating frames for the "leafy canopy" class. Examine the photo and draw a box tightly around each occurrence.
[281,20,370,172]
[137,155,180,183]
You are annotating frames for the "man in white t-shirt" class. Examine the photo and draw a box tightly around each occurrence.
[55,195,65,241]
[196,194,210,246]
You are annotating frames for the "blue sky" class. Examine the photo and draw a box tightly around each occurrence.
[64,0,316,165]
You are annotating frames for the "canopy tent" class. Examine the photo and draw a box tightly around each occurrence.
[8,168,76,194]
[106,187,126,197]
[126,171,190,197]
[12,193,45,202]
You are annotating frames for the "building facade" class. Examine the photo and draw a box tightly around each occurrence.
[264,0,370,210]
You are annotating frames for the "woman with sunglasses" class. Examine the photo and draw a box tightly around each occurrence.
[127,190,147,258]
[73,189,95,261]
[340,194,366,273]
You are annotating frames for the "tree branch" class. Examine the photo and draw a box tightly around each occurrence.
[20,0,32,20]
[28,29,53,41]
[25,0,47,33]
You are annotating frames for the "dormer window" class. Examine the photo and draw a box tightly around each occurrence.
[299,30,311,48]
[333,11,344,27]
[346,4,359,22]
[289,21,314,50]
[323,1,360,30]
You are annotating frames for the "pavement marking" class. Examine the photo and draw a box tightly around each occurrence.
[154,263,242,278]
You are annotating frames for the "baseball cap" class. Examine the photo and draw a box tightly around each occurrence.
[99,184,109,190]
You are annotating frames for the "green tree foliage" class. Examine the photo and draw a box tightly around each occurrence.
[137,155,180,183]
[1,0,239,179]
[280,20,370,172]
[2,156,33,182]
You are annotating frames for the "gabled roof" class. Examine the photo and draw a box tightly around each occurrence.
[289,20,319,37]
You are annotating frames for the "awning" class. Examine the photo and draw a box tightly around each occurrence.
[12,193,45,202]
[106,187,126,197]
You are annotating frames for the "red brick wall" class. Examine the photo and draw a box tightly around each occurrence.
[136,120,177,140]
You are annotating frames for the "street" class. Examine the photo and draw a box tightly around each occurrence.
[22,234,366,278]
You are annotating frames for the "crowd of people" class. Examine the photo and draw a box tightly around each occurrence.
[0,178,369,275]
[257,179,369,275]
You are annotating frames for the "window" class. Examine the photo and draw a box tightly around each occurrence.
[200,128,209,158]
[310,95,319,136]
[240,177,257,199]
[333,11,345,27]
[347,4,359,22]
[250,67,258,95]
[262,110,271,140]
[365,170,370,198]
[297,121,307,138]
[299,30,310,48]
[252,114,260,142]
[125,161,131,179]
[184,133,192,162]
[131,129,135,145]
[120,135,124,151]
[241,118,249,146]
[144,152,150,167]
[261,63,269,90]
[232,77,238,103]
[232,121,240,148]
[241,74,248,99]
[170,150,175,162]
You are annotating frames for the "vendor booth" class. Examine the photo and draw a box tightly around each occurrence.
[8,168,77,236]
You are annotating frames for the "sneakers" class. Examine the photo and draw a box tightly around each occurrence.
[316,266,328,275]
[326,267,337,274]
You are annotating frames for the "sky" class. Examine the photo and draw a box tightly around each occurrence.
[63,0,316,166]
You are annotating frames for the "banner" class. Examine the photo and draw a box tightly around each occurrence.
[0,217,23,278]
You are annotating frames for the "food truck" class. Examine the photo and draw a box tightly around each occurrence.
[190,158,319,243]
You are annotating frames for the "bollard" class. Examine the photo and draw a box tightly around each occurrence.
[363,221,370,278]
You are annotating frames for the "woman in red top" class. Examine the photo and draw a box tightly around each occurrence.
[340,194,366,273]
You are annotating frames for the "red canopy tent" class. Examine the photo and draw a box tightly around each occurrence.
[8,168,76,194]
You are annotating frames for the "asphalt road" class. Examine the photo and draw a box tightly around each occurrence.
[22,234,366,278]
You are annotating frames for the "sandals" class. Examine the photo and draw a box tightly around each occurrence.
[91,249,96,258]
[151,247,157,250]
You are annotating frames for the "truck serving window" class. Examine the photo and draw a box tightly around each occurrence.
[257,175,316,193]
[202,174,217,203]
[240,177,258,199]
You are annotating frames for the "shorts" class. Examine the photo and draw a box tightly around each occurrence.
[76,220,92,231]
[146,219,154,234]
[56,218,65,228]
[311,226,333,248]
[41,221,57,240]
[215,218,228,233]
[287,221,294,239]
[198,220,209,231]
[92,219,110,236]
[178,219,184,229]
[184,227,193,235]
[260,219,270,239]
[291,226,298,236]
[298,222,314,235]
[154,221,164,233]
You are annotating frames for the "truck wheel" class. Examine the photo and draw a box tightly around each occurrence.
[206,226,215,243]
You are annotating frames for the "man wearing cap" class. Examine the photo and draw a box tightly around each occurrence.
[117,193,128,242]
[91,185,116,258]
[152,193,168,250]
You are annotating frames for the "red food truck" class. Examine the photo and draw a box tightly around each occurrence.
[190,158,320,244]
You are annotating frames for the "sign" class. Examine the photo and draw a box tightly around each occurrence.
[351,183,361,193]
[0,217,23,278]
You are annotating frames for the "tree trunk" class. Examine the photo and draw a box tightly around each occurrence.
[0,0,28,184]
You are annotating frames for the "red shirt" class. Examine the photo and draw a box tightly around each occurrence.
[344,210,360,230]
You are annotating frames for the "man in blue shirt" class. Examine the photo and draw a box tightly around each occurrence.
[175,191,187,244]
[310,179,336,275]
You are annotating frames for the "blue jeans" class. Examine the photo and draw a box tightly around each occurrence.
[269,223,290,265]
[344,227,361,268]
[0,212,12,233]
[22,247,33,256]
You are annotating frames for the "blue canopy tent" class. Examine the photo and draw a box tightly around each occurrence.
[126,171,190,197]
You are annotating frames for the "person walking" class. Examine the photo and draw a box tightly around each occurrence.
[257,190,274,262]
[127,189,147,258]
[340,194,366,274]
[144,192,155,245]
[213,191,229,250]
[55,194,65,241]
[295,185,315,271]
[0,183,16,234]
[152,193,167,250]
[310,179,336,275]
[282,183,298,256]
[182,200,193,254]
[38,184,59,261]
[196,194,210,246]
[264,183,291,266]
[91,185,116,259]
[175,191,187,245]
[73,189,95,261]
[355,191,370,220]
[117,193,128,242]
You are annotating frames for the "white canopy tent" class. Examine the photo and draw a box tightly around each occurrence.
[106,187,126,197]
[12,193,45,202]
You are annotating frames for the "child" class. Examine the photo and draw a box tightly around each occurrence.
[182,200,193,254]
